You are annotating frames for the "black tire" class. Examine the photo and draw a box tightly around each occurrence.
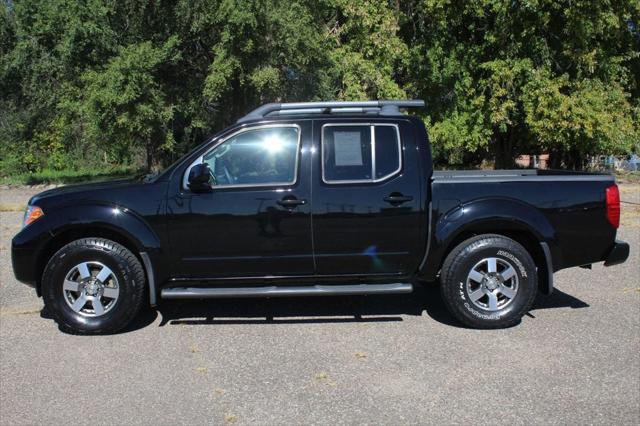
[42,238,146,334]
[440,234,538,329]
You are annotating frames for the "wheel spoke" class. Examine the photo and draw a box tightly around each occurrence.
[71,294,87,312]
[95,265,113,283]
[468,269,485,283]
[487,258,497,273]
[466,256,519,312]
[469,288,485,302]
[499,284,516,299]
[500,266,516,281]
[487,292,498,310]
[63,279,81,292]
[102,287,119,299]
[77,263,91,279]
[92,297,105,315]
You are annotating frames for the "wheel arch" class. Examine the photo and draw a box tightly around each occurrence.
[34,205,161,301]
[421,198,556,295]
[35,226,142,294]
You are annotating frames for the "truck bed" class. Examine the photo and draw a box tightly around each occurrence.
[428,169,617,274]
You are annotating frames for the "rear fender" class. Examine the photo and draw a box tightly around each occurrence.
[421,198,557,282]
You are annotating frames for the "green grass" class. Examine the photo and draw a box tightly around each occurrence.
[0,166,144,186]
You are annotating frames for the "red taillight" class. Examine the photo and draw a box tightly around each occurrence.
[606,184,620,228]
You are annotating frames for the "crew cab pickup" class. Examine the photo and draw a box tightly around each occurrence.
[12,100,630,334]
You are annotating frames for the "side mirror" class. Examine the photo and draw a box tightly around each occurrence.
[188,163,212,192]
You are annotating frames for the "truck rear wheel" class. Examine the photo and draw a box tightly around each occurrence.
[42,238,146,334]
[440,234,538,329]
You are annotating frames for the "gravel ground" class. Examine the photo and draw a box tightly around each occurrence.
[0,185,638,425]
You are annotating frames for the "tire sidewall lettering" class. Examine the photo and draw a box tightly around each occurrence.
[496,249,528,278]
[460,281,503,320]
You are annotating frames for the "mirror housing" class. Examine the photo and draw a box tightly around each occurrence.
[188,163,212,192]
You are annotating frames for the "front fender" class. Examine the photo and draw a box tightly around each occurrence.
[12,202,163,290]
[46,203,162,251]
[421,197,557,280]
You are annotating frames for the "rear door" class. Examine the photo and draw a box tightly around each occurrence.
[310,119,423,277]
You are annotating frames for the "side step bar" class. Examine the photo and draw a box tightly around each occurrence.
[161,283,413,299]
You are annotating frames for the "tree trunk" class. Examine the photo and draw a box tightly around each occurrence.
[494,132,514,169]
[145,137,158,172]
[549,148,562,169]
[146,144,153,172]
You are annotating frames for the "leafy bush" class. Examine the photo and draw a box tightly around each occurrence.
[1,0,638,176]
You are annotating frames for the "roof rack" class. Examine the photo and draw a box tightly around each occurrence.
[237,100,425,123]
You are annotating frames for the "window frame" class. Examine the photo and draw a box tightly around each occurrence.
[182,123,302,191]
[321,122,402,185]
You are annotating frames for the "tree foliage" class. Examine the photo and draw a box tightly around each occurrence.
[1,0,638,175]
[403,0,639,167]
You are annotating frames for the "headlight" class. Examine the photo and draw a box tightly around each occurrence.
[23,205,44,227]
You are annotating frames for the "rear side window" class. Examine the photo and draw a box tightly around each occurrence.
[322,123,401,183]
[374,126,401,179]
[322,125,372,182]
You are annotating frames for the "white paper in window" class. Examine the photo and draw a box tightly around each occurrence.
[333,131,363,166]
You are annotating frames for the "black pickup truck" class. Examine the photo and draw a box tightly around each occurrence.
[12,100,629,334]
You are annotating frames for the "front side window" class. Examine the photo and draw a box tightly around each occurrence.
[322,123,401,183]
[189,125,300,188]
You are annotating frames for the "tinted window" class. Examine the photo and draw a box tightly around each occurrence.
[322,126,372,182]
[322,124,401,183]
[202,126,299,186]
[374,126,400,179]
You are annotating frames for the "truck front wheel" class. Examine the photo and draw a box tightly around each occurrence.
[440,234,538,329]
[41,238,146,334]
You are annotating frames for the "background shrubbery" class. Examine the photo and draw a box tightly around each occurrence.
[1,0,638,181]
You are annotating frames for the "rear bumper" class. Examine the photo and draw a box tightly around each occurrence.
[604,240,630,267]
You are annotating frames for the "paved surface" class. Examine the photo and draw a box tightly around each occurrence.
[1,185,639,425]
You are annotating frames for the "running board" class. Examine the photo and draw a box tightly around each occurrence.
[160,283,413,299]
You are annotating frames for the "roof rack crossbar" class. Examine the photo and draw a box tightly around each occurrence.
[237,100,425,123]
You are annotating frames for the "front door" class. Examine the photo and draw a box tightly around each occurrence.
[167,122,313,280]
[311,119,423,277]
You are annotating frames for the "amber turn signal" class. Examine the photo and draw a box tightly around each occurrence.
[23,205,44,227]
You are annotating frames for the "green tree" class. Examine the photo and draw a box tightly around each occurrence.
[0,0,119,172]
[73,38,180,170]
[1,0,638,177]
[321,0,408,100]
[402,0,639,168]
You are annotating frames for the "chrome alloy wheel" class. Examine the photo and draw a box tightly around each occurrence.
[465,257,519,311]
[62,262,119,317]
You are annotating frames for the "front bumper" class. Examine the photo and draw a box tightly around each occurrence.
[11,221,51,289]
[11,242,37,288]
[604,240,630,267]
